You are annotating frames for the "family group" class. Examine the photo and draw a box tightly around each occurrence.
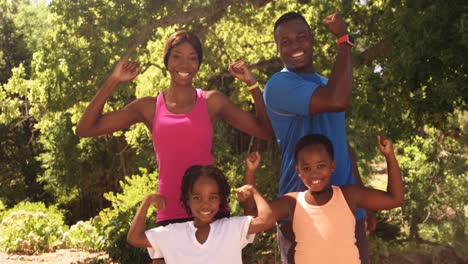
[76,12,404,264]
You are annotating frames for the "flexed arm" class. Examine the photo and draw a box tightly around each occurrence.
[237,185,275,234]
[238,152,261,216]
[344,136,404,212]
[214,60,273,140]
[375,136,404,208]
[75,60,147,137]
[309,13,353,114]
[127,194,166,247]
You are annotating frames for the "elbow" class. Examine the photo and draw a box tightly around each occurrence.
[126,234,135,246]
[332,96,350,112]
[266,215,276,229]
[75,127,91,138]
[258,126,276,141]
[126,233,141,247]
[259,214,276,230]
[75,127,86,137]
[391,194,405,208]
[262,131,275,141]
[396,193,405,207]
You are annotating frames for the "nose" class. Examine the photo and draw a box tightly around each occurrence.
[290,40,300,51]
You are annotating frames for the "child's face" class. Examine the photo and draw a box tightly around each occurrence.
[188,175,221,226]
[296,145,336,192]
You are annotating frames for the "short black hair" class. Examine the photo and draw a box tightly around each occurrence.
[294,134,334,163]
[180,165,231,219]
[274,12,310,36]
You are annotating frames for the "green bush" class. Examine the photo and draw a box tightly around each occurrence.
[0,201,67,253]
[370,125,467,256]
[95,168,158,264]
[63,219,100,250]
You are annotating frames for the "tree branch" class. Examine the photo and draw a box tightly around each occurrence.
[354,39,392,67]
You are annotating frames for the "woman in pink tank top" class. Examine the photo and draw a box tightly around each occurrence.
[76,31,273,228]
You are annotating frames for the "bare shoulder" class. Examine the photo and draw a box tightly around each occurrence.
[135,96,157,104]
[340,184,359,195]
[340,185,360,212]
[284,192,299,199]
[205,90,229,114]
[127,96,156,127]
[273,192,298,206]
[128,96,155,112]
[205,89,228,102]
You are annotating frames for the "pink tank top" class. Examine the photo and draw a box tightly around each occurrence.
[293,186,359,264]
[152,89,214,222]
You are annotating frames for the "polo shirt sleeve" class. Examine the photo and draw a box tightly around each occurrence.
[264,72,321,116]
[145,226,167,259]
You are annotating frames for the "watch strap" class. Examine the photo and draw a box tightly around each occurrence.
[337,34,354,47]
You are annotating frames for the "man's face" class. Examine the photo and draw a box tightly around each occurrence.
[275,18,314,73]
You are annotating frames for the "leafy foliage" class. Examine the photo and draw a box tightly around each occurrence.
[0,0,466,260]
[63,219,100,251]
[95,169,157,263]
[0,202,67,254]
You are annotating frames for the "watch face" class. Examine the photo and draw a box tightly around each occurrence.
[348,35,355,45]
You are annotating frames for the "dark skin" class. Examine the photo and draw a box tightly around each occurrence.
[127,178,274,247]
[75,42,274,140]
[266,136,404,229]
[274,13,352,114]
[274,13,377,231]
[242,136,403,245]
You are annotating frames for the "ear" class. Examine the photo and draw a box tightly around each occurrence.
[331,160,336,173]
[295,165,302,178]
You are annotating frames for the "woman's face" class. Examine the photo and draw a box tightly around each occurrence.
[167,42,200,86]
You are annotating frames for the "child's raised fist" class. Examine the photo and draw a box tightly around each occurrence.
[236,184,255,203]
[245,151,261,172]
[144,194,166,210]
[377,136,394,156]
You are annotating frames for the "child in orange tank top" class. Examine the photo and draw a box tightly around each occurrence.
[241,134,404,264]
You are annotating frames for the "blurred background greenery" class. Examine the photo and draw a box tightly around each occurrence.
[0,0,466,263]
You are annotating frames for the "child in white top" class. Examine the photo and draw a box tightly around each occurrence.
[127,154,274,264]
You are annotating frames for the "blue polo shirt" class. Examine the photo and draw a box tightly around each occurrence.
[264,68,365,220]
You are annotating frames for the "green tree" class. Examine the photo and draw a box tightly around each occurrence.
[0,1,466,256]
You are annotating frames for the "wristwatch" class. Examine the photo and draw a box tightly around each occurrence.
[337,34,355,47]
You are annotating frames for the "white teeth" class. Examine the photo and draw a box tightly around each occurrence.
[178,72,189,77]
[200,211,211,215]
[292,51,304,57]
[311,179,321,184]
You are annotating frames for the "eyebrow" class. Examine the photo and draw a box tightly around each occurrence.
[171,50,197,55]
[190,192,220,195]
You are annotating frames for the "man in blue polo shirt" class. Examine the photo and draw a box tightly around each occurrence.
[264,12,372,263]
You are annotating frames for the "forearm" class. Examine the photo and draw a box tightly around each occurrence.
[326,45,353,107]
[76,76,120,136]
[385,153,404,205]
[241,171,258,216]
[348,144,364,186]
[127,200,151,247]
[249,88,274,140]
[252,189,275,227]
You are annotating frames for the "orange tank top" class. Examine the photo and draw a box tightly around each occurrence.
[293,186,360,264]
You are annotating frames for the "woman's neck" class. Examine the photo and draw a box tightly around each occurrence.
[163,84,197,114]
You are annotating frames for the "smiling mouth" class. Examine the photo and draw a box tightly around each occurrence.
[200,211,212,215]
[178,72,189,77]
[311,179,323,185]
[291,51,305,58]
